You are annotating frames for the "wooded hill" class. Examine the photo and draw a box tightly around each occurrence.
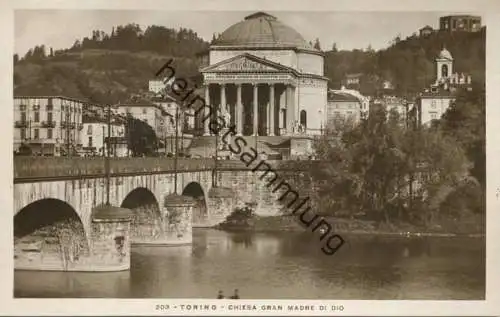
[14,23,485,104]
[324,27,485,96]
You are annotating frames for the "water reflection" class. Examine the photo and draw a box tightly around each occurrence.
[14,270,131,298]
[14,229,485,299]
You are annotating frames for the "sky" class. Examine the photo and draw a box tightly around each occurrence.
[14,10,464,56]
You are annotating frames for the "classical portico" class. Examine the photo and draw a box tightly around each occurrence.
[201,54,300,136]
[195,12,329,139]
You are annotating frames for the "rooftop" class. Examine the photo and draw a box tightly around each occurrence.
[212,12,316,51]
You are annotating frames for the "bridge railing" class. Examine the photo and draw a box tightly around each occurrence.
[14,157,215,179]
[14,157,331,180]
[216,159,330,171]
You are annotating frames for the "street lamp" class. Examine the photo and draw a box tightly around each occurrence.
[105,102,111,205]
[318,109,323,135]
[173,103,180,193]
[213,104,219,188]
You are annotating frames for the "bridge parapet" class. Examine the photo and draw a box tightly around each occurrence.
[14,157,330,180]
[14,157,215,180]
[216,159,331,172]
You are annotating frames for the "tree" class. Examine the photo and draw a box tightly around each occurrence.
[312,105,469,226]
[439,86,485,187]
[125,115,158,156]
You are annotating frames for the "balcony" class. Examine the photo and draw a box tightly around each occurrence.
[14,121,28,128]
[60,121,76,129]
[41,121,56,128]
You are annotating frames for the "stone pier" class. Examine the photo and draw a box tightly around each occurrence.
[163,194,195,245]
[206,187,235,226]
[14,205,133,272]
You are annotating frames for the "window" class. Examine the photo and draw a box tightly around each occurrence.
[299,110,307,129]
[142,108,147,114]
[46,104,53,111]
[34,111,40,122]
[441,64,448,78]
[20,129,26,140]
[87,125,93,135]
[47,112,53,122]
[430,112,438,120]
[34,129,39,139]
[431,100,437,108]
[20,105,26,111]
[88,136,93,147]
[47,128,53,139]
[21,112,26,122]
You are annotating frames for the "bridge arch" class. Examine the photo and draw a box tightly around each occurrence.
[14,198,90,270]
[182,182,207,226]
[120,187,162,244]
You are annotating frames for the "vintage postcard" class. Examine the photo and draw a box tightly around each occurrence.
[1,0,499,315]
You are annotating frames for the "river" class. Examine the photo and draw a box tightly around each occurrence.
[14,229,485,299]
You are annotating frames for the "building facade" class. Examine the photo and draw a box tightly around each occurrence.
[14,96,84,156]
[419,25,434,37]
[81,119,127,157]
[439,15,482,32]
[415,48,470,126]
[326,91,362,129]
[116,103,167,137]
[416,91,454,126]
[195,12,329,137]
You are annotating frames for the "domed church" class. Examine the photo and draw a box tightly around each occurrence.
[197,12,328,144]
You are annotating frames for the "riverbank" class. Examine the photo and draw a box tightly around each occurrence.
[215,214,485,238]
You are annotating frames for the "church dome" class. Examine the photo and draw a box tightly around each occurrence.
[438,47,453,60]
[213,12,314,50]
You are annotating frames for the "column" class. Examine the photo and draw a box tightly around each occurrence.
[253,84,258,136]
[269,84,275,136]
[236,84,243,135]
[204,85,210,136]
[287,85,295,134]
[220,83,226,116]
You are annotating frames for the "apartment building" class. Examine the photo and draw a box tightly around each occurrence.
[81,118,127,157]
[116,103,167,138]
[14,96,85,156]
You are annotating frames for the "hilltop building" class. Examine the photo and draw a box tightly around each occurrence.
[415,47,473,126]
[439,15,482,33]
[419,25,434,37]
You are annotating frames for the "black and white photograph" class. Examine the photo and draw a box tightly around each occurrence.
[3,1,499,315]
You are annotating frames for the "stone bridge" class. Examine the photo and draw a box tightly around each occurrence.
[14,157,323,272]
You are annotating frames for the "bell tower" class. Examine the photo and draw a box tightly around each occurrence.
[435,47,453,83]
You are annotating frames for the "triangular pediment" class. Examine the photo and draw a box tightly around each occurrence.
[201,53,293,73]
